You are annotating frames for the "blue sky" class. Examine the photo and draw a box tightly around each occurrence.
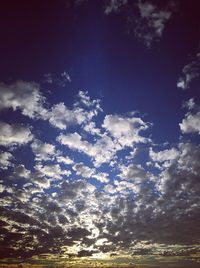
[0,1,200,267]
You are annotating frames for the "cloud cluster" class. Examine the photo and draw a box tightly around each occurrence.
[0,80,199,262]
[58,112,150,167]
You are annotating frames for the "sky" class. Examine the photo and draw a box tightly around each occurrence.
[0,0,200,267]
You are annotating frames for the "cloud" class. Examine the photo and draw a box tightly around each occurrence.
[72,162,95,178]
[58,113,150,167]
[0,80,47,118]
[57,132,118,167]
[149,147,179,169]
[0,87,199,262]
[0,122,33,147]
[104,0,128,15]
[180,99,200,134]
[31,139,56,161]
[48,102,78,130]
[44,70,71,86]
[56,155,74,165]
[177,52,200,89]
[48,91,101,130]
[104,0,175,47]
[134,0,174,47]
[118,163,147,182]
[0,151,13,170]
[34,163,71,179]
[93,172,109,183]
[103,114,150,146]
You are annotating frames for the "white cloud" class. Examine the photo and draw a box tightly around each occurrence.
[57,132,118,167]
[48,97,100,130]
[56,155,74,165]
[180,111,200,134]
[83,121,102,136]
[149,147,179,162]
[48,102,77,130]
[0,151,13,170]
[180,99,200,134]
[0,80,47,118]
[58,113,150,167]
[72,161,109,183]
[177,52,200,89]
[118,163,147,183]
[0,122,33,147]
[114,180,141,194]
[93,172,109,183]
[31,139,56,161]
[103,114,149,147]
[34,163,71,179]
[72,162,94,178]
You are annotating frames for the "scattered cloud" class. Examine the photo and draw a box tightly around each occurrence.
[0,81,47,119]
[104,0,175,47]
[177,52,200,89]
[180,99,200,134]
[34,163,71,179]
[134,0,174,47]
[72,162,94,178]
[103,114,150,146]
[44,70,71,86]
[31,139,56,161]
[0,151,13,170]
[0,81,199,263]
[0,122,33,147]
[104,0,128,15]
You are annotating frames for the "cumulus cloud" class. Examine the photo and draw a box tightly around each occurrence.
[57,132,118,167]
[0,151,13,170]
[34,163,71,179]
[48,91,101,130]
[118,163,147,182]
[180,99,200,134]
[177,52,200,89]
[0,80,47,118]
[0,87,199,262]
[0,122,33,147]
[149,147,179,169]
[103,114,149,146]
[72,162,95,178]
[56,155,74,165]
[31,139,56,161]
[58,113,150,166]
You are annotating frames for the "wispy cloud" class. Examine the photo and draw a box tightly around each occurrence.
[104,0,175,47]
